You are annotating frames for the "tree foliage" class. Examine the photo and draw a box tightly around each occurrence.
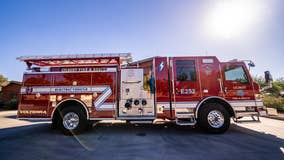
[253,75,284,97]
[253,75,284,112]
[253,75,266,88]
[0,74,8,87]
[263,96,284,112]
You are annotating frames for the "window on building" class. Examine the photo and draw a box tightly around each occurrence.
[176,60,196,81]
[224,65,248,84]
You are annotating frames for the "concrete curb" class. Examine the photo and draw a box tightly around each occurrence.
[261,115,284,121]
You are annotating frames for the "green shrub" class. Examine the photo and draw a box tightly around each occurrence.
[263,96,284,112]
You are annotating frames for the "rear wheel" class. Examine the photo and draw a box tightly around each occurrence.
[197,103,230,133]
[58,106,88,135]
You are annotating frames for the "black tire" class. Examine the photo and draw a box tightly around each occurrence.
[197,102,230,134]
[51,118,59,130]
[86,120,95,131]
[58,106,88,135]
[51,110,60,130]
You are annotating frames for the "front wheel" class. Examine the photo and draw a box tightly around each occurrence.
[58,106,88,135]
[197,103,230,133]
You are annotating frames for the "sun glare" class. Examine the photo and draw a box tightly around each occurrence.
[207,0,262,39]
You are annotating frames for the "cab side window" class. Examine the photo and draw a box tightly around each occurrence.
[224,65,248,84]
[176,60,196,81]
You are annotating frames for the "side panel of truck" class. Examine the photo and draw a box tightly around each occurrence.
[198,57,223,98]
[18,67,118,119]
[154,57,173,119]
[18,73,52,118]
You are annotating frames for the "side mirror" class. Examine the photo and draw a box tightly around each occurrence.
[264,71,273,89]
[244,60,255,71]
[264,71,273,83]
[248,61,255,68]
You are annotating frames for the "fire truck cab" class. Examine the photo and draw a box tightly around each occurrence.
[17,53,264,135]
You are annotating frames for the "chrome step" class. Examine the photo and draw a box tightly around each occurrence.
[233,111,260,123]
[235,111,259,117]
[176,118,196,126]
[175,112,195,119]
[129,120,153,124]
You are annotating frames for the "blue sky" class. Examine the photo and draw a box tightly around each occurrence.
[0,0,283,81]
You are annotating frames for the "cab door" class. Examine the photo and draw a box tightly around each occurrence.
[221,62,254,101]
[171,57,201,105]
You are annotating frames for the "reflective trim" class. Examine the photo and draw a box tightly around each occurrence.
[93,86,112,110]
[157,102,198,110]
[256,100,264,107]
[17,118,51,121]
[174,102,198,108]
[24,67,117,74]
[20,85,113,111]
[158,99,263,119]
[116,116,155,120]
[96,103,115,111]
[89,118,115,120]
[20,85,111,94]
[229,100,263,107]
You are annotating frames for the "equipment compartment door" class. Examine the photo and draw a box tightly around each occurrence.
[118,69,155,118]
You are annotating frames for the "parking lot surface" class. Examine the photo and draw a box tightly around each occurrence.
[0,111,283,160]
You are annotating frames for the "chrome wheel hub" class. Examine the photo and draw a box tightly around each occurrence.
[207,110,224,128]
[63,112,79,130]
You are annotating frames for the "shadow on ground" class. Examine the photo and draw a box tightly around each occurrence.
[0,121,283,160]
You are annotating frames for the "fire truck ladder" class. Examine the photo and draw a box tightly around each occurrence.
[17,53,133,67]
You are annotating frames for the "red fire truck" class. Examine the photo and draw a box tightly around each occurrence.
[17,53,264,135]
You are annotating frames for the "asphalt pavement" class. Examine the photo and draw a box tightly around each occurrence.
[0,111,283,160]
